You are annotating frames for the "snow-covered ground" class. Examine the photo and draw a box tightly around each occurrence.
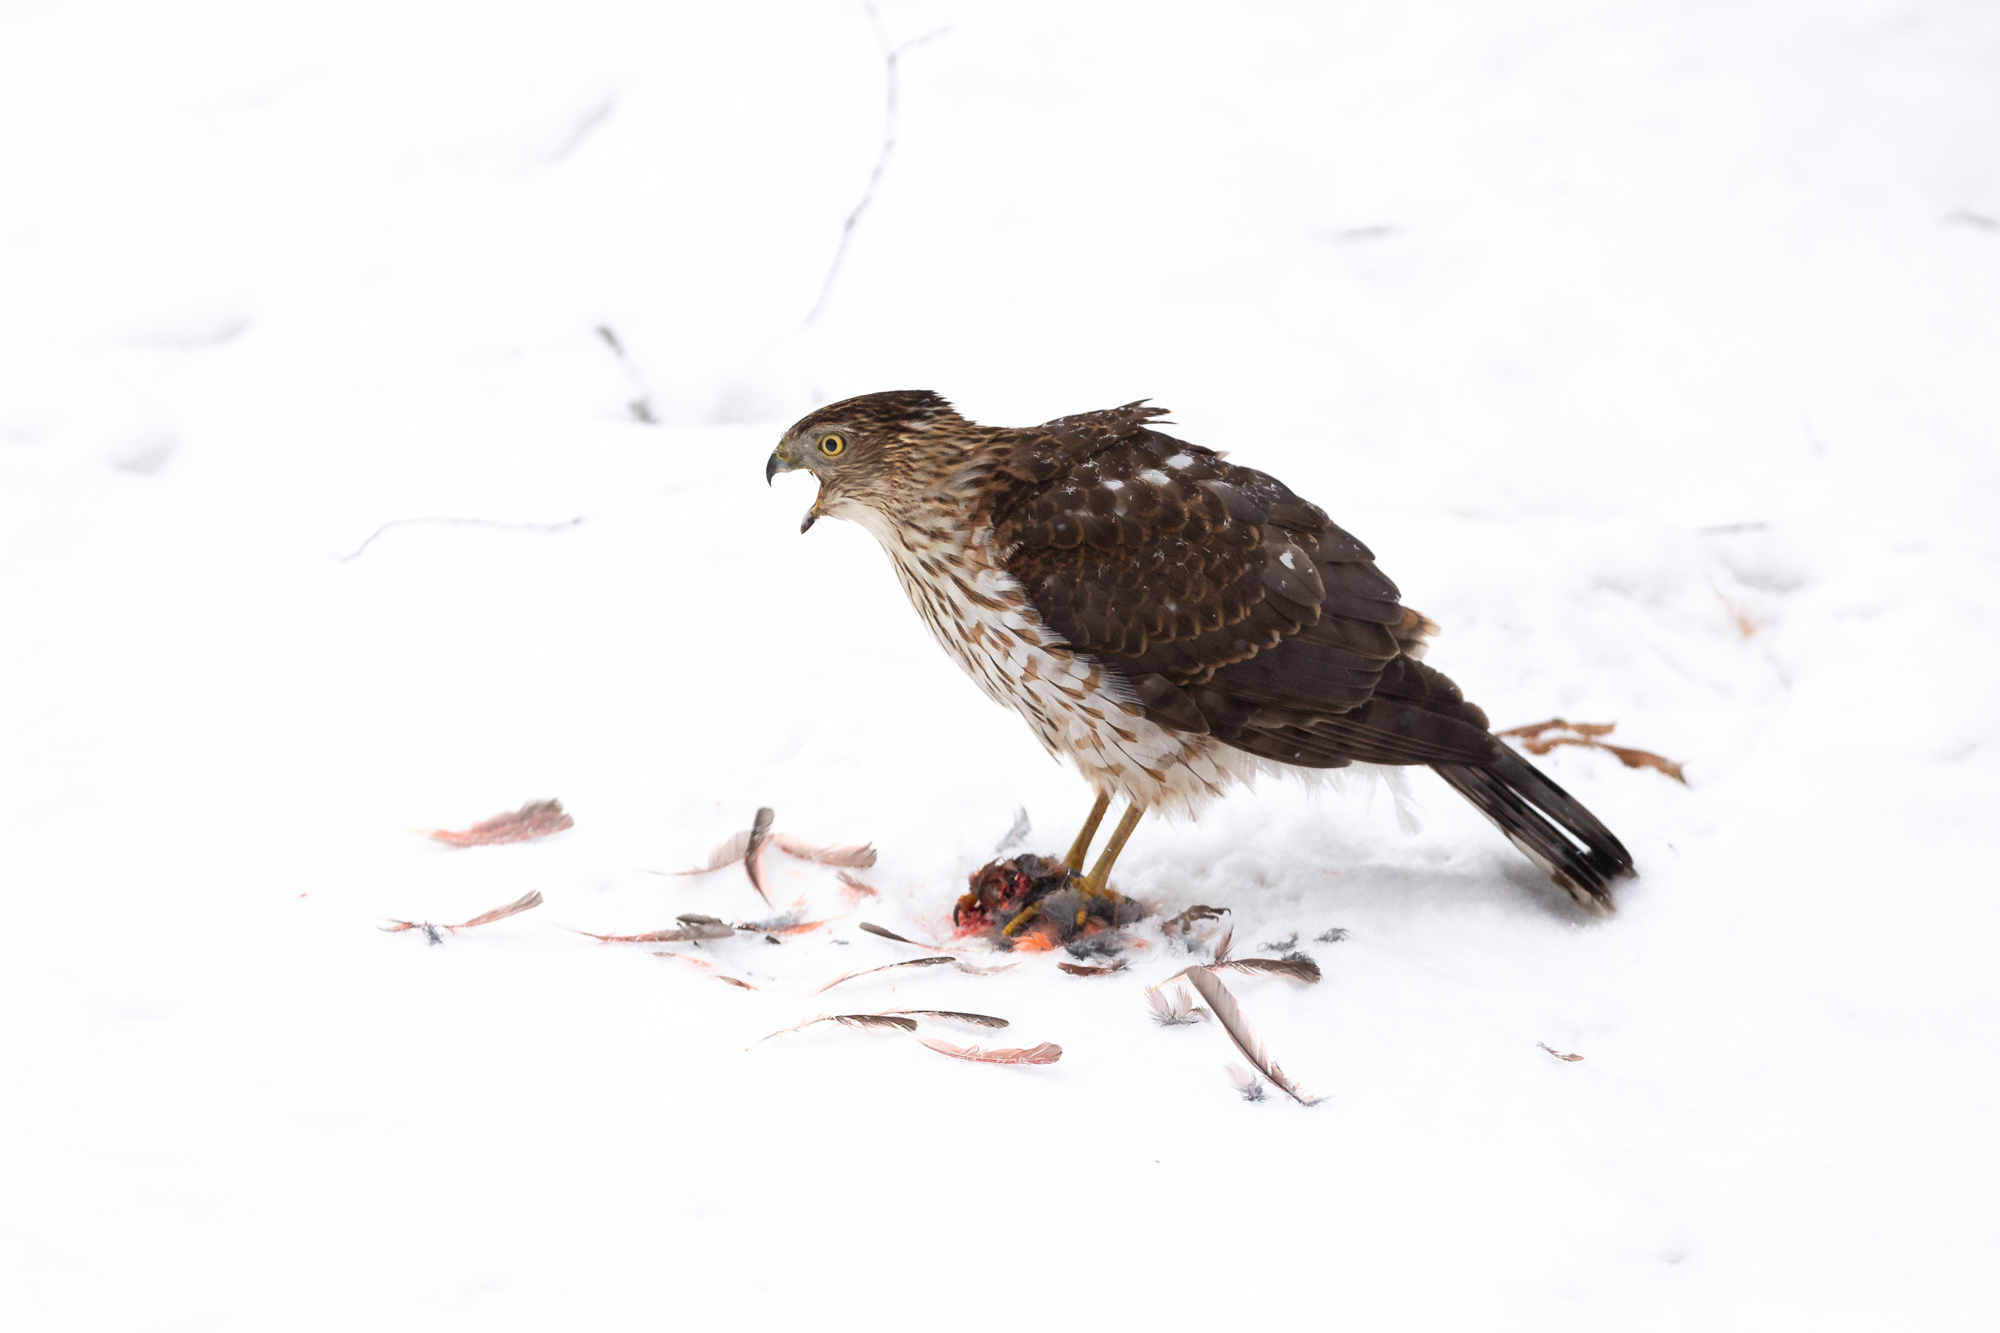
[4,1,1997,1326]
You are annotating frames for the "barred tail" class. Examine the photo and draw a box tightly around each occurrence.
[1432,747,1635,910]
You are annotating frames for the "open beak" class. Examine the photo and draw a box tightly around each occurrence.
[765,443,822,533]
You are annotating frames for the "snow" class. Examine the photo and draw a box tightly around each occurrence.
[3,0,1997,1327]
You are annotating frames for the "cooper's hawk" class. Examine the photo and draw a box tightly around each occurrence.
[766,392,1634,913]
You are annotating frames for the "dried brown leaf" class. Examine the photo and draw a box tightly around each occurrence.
[382,889,545,937]
[917,1037,1061,1065]
[773,834,878,868]
[1538,1042,1585,1062]
[426,800,573,847]
[1602,744,1687,783]
[1497,718,1617,742]
[1180,966,1319,1106]
[1498,719,1686,784]
[1058,960,1128,977]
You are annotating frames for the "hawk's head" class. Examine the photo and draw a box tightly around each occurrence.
[766,390,973,532]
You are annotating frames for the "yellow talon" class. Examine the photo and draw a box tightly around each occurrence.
[1001,903,1042,937]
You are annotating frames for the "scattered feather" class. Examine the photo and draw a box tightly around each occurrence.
[1063,934,1127,961]
[1180,966,1320,1106]
[743,807,776,904]
[1058,960,1128,977]
[1144,977,1207,1026]
[1316,927,1350,943]
[830,1013,918,1032]
[1260,933,1299,952]
[382,890,544,938]
[879,1009,1010,1029]
[562,912,733,943]
[673,828,753,874]
[772,833,877,868]
[1498,718,1687,784]
[1212,954,1322,985]
[996,806,1032,852]
[425,800,572,847]
[651,951,756,989]
[566,918,734,943]
[835,870,880,900]
[1226,1063,1268,1102]
[674,817,876,878]
[751,1012,920,1048]
[1211,925,1235,964]
[810,956,957,994]
[736,913,832,937]
[918,1037,1062,1066]
[1539,1043,1585,1062]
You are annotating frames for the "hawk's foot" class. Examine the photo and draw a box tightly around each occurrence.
[1062,793,1112,872]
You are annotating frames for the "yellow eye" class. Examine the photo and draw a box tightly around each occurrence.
[818,433,846,458]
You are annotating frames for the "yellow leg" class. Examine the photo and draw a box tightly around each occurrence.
[1078,804,1145,897]
[1001,902,1043,937]
[1062,792,1112,872]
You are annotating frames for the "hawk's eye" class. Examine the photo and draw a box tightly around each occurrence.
[818,433,847,458]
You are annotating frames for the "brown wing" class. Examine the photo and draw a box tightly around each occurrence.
[988,407,1498,770]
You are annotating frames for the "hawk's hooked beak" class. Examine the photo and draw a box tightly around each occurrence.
[765,442,823,533]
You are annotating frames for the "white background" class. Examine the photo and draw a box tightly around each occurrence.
[2,1,1996,1327]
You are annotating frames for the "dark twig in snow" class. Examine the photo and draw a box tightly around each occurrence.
[595,324,657,423]
[804,4,948,323]
[335,516,582,563]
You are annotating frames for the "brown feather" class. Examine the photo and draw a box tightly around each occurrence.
[917,1038,1062,1066]
[1212,955,1322,984]
[743,807,775,904]
[426,800,572,847]
[1179,966,1319,1106]
[773,833,879,867]
[880,1010,1011,1028]
[750,1012,920,1047]
[382,890,543,936]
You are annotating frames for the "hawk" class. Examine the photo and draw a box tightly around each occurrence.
[766,392,1634,914]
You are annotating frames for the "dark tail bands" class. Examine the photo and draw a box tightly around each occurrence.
[1432,747,1635,910]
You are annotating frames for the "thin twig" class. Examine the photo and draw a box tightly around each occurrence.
[595,324,657,423]
[804,5,948,323]
[335,516,583,563]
